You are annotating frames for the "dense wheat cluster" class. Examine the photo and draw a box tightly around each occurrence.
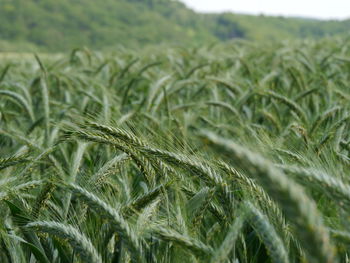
[1,38,350,263]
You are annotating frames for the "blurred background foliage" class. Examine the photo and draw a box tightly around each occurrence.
[0,0,350,52]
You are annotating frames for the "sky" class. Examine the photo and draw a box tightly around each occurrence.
[179,0,350,20]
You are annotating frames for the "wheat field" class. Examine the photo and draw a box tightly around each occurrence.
[1,38,350,262]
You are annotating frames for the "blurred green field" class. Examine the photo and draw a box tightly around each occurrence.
[1,38,350,263]
[1,0,350,52]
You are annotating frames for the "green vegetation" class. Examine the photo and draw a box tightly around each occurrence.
[1,36,350,262]
[0,0,349,51]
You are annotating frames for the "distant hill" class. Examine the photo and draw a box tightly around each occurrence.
[0,0,349,51]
